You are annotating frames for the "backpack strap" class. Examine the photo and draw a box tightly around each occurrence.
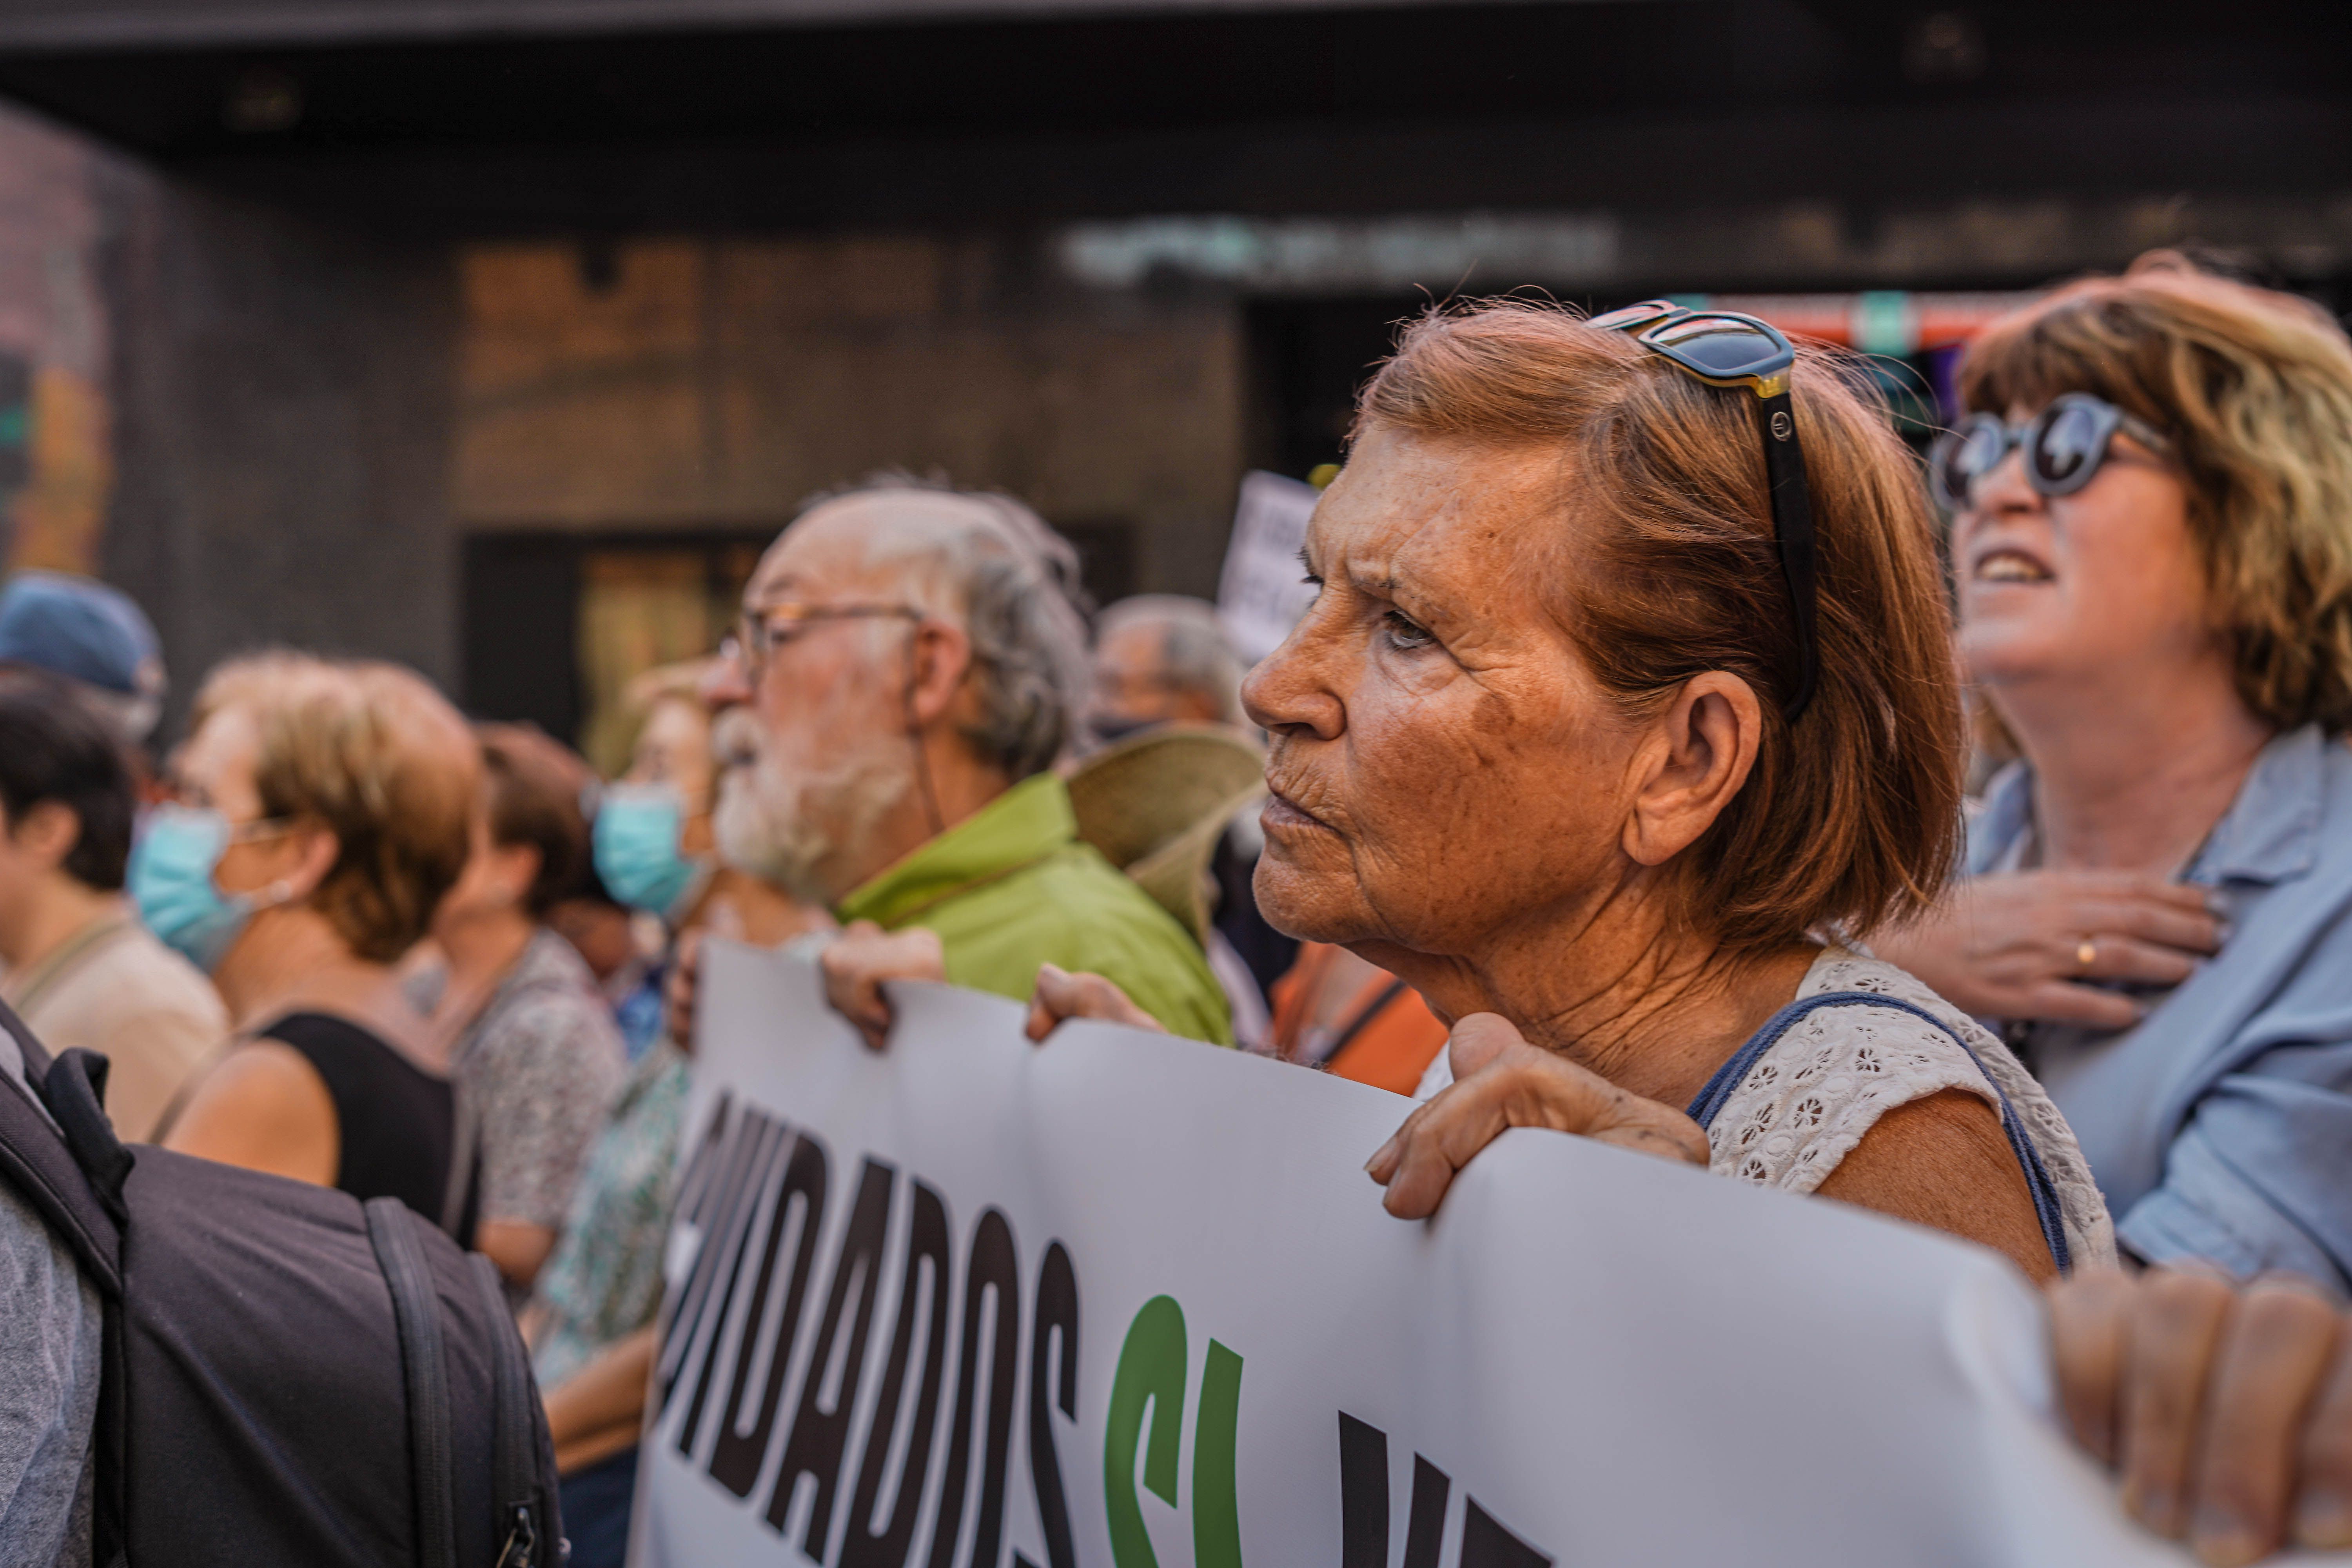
[367,1198,460,1568]
[44,1050,134,1227]
[469,1252,558,1568]
[1686,990,2073,1275]
[0,998,121,1295]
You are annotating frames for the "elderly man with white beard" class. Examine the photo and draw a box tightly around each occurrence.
[702,479,1233,1047]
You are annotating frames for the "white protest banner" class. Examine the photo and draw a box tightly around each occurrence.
[1215,470,1321,664]
[639,943,2261,1568]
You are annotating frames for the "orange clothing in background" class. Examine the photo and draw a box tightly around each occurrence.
[1267,941,1448,1096]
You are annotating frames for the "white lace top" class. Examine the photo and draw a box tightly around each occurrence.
[1416,949,2118,1267]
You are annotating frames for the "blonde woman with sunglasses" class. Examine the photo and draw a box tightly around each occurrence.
[1878,255,2352,1303]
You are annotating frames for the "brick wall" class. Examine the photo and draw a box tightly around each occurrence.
[456,234,1247,597]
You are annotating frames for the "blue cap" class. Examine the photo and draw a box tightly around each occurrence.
[0,571,163,697]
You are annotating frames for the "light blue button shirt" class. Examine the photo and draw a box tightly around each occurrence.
[1969,724,2352,1289]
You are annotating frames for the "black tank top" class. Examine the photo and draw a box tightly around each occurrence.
[258,1011,476,1247]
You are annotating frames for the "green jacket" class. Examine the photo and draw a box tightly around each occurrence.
[836,772,1234,1046]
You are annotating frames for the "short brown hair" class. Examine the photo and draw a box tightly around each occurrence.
[1357,299,1964,951]
[194,653,477,963]
[1961,252,2352,734]
[476,722,596,916]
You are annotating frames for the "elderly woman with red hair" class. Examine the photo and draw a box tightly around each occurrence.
[824,295,2352,1562]
[1099,292,2352,1558]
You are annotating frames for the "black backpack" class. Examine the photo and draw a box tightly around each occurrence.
[0,999,564,1568]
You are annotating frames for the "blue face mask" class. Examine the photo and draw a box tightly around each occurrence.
[128,806,261,974]
[593,785,709,920]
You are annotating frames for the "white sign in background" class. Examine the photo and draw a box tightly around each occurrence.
[639,943,2295,1568]
[1215,470,1322,666]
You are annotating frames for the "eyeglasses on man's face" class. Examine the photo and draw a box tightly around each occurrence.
[731,602,923,678]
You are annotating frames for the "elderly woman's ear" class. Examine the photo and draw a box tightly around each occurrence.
[1621,671,1766,868]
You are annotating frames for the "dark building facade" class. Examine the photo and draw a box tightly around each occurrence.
[0,0,2347,750]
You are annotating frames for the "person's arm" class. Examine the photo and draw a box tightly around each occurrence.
[1812,1089,2058,1283]
[477,1221,558,1289]
[471,995,627,1290]
[161,1042,339,1188]
[543,1325,656,1475]
[2089,907,2352,1287]
[1365,1016,2059,1279]
[0,1193,100,1562]
[2108,1038,2352,1289]
[466,1033,558,1288]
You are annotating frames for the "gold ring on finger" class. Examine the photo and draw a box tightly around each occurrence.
[2076,937,2098,973]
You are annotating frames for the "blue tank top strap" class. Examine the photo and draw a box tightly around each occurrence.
[1684,990,2073,1275]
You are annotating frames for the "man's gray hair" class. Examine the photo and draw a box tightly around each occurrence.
[823,477,1093,780]
[1097,595,1245,724]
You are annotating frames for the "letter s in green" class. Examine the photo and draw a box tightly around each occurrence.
[1105,1296,1187,1568]
[1103,1298,1247,1568]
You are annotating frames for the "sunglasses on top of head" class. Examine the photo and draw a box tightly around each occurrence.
[1929,392,2174,511]
[1585,299,1818,723]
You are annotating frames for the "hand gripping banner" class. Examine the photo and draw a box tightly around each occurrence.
[637,942,2229,1567]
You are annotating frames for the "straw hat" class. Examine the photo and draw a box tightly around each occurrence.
[1066,724,1266,944]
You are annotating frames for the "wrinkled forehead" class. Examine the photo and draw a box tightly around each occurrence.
[744,490,1009,611]
[1309,427,1571,596]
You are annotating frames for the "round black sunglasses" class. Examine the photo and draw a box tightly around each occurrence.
[1929,392,2174,510]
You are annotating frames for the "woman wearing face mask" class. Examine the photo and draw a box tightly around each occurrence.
[1877,254,2352,1293]
[594,662,832,949]
[141,654,480,1240]
[580,662,835,1080]
[592,671,720,926]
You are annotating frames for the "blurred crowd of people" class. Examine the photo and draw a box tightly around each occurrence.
[5,250,2352,1568]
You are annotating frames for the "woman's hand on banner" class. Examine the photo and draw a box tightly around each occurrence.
[820,920,947,1051]
[1366,1013,1710,1220]
[1024,963,1165,1043]
[2046,1264,2352,1564]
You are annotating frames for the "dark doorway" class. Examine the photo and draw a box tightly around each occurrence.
[462,529,772,765]
[1244,296,1421,482]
